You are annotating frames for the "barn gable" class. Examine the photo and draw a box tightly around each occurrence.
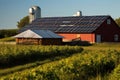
[94,17,120,42]
[94,16,120,33]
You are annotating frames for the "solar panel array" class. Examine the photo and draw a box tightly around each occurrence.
[19,16,109,33]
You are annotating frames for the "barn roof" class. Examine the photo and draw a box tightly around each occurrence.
[14,29,63,38]
[19,15,110,33]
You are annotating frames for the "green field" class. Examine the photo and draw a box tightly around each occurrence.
[0,37,15,42]
[0,43,120,80]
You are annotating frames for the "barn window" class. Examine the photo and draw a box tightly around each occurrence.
[107,19,111,24]
[114,34,119,42]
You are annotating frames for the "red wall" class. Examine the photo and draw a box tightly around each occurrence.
[58,33,77,41]
[58,33,95,43]
[80,34,95,43]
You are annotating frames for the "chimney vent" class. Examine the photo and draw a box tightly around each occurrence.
[73,11,82,16]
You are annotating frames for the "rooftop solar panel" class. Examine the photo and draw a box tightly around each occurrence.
[19,15,110,33]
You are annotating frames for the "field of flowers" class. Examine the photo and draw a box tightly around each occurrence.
[0,43,120,80]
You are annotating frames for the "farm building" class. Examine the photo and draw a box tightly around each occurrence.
[19,6,120,43]
[14,29,63,45]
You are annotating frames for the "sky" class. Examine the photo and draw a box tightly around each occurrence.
[0,0,120,29]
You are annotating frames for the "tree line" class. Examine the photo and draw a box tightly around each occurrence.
[0,29,18,38]
[115,17,120,27]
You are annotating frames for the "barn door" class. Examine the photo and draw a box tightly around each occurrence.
[96,35,101,43]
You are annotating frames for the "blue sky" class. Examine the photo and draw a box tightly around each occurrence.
[0,0,120,29]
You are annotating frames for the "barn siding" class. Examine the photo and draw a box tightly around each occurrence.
[16,38,39,44]
[58,33,78,41]
[58,33,95,43]
[16,38,62,45]
[80,34,95,43]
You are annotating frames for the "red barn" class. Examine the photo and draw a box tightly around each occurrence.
[19,16,120,43]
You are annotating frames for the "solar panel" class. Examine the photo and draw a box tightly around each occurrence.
[19,16,110,33]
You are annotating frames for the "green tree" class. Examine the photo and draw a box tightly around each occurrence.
[17,16,29,29]
[115,17,120,27]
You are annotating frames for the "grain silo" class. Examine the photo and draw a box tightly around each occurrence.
[29,6,41,23]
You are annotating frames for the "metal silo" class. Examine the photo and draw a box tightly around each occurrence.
[29,6,41,23]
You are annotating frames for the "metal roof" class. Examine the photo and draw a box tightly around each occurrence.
[19,16,110,33]
[14,29,63,38]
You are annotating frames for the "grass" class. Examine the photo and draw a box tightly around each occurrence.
[83,42,120,50]
[0,37,15,42]
[0,60,50,76]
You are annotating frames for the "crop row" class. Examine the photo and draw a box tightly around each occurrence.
[0,45,83,68]
[109,64,120,80]
[1,49,120,80]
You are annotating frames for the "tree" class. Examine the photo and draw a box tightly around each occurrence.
[17,16,29,29]
[115,17,120,27]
